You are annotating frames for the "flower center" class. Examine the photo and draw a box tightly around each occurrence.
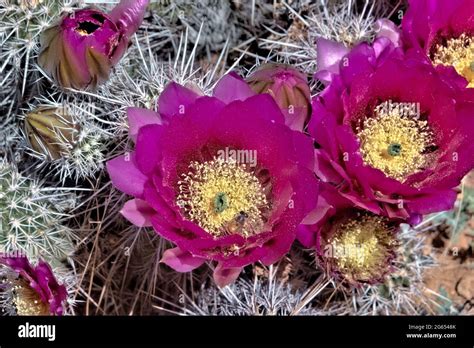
[12,279,50,316]
[177,158,268,238]
[76,20,101,36]
[357,101,434,182]
[329,215,397,282]
[432,33,474,87]
[213,192,229,213]
[387,143,402,156]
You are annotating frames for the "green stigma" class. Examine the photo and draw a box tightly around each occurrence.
[214,192,229,213]
[387,143,402,157]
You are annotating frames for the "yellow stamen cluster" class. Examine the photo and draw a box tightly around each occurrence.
[329,215,397,282]
[177,158,268,238]
[432,33,474,88]
[12,279,50,316]
[357,101,434,182]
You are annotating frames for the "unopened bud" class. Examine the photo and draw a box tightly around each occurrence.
[25,106,79,161]
[247,63,311,131]
[38,0,149,90]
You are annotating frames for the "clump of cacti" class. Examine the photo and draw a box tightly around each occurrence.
[0,159,75,263]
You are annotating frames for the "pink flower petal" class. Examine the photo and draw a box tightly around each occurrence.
[135,124,163,175]
[160,247,206,272]
[106,154,147,197]
[109,0,150,39]
[296,224,316,248]
[127,107,162,142]
[158,82,200,119]
[407,189,458,215]
[213,263,242,287]
[301,196,330,226]
[213,72,255,104]
[120,198,155,227]
[374,19,401,46]
[315,38,349,83]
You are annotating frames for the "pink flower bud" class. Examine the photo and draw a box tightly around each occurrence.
[246,63,312,131]
[38,0,149,90]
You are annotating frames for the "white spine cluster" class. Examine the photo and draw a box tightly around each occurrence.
[169,264,328,316]
[259,0,401,73]
[0,159,76,263]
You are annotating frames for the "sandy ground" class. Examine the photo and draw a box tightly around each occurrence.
[424,172,474,314]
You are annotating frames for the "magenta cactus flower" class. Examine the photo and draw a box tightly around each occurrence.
[0,254,68,316]
[38,0,149,90]
[106,73,319,287]
[311,38,474,224]
[297,184,398,285]
[315,21,403,85]
[246,63,312,131]
[402,0,474,87]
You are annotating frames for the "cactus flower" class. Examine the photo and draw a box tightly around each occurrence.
[0,254,68,316]
[310,37,474,223]
[402,0,474,88]
[298,184,399,285]
[106,73,319,287]
[246,63,312,132]
[38,0,149,90]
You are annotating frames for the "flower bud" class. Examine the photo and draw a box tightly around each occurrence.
[246,63,311,131]
[25,106,79,161]
[38,0,149,90]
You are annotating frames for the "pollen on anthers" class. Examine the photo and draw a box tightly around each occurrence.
[10,278,50,316]
[177,157,269,238]
[432,33,474,88]
[329,214,398,282]
[357,101,435,182]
